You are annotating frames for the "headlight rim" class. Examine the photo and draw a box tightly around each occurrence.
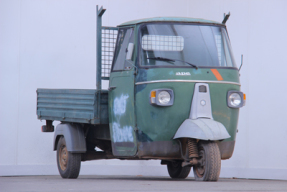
[227,90,244,108]
[149,88,174,106]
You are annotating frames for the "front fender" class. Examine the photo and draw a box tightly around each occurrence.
[173,119,230,140]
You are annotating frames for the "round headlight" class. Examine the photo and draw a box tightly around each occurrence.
[158,91,171,105]
[229,93,242,107]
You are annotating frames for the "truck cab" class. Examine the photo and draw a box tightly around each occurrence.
[109,17,240,159]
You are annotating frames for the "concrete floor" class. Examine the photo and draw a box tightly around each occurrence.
[1,175,287,192]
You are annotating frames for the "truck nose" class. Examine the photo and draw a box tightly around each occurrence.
[173,83,230,141]
[189,83,213,120]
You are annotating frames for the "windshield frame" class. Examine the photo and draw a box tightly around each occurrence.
[137,22,237,70]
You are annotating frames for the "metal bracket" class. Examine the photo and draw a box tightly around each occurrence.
[239,54,243,71]
[41,120,54,132]
[97,6,106,17]
[108,86,117,91]
[222,12,230,24]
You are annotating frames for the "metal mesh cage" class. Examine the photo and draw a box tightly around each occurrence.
[101,27,118,79]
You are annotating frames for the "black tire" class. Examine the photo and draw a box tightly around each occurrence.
[193,141,221,181]
[167,161,191,179]
[56,136,81,179]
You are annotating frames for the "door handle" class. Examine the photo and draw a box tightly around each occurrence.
[108,86,117,91]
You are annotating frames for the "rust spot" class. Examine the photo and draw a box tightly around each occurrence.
[213,111,230,121]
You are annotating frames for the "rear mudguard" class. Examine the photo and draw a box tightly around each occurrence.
[53,123,86,153]
[173,118,230,140]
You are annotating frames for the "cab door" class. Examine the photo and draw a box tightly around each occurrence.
[108,27,137,157]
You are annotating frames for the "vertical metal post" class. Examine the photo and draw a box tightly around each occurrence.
[96,5,106,122]
[96,5,106,90]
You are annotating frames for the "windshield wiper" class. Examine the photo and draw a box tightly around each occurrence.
[148,57,175,62]
[147,57,198,69]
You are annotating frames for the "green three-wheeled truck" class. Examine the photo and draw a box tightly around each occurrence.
[37,6,245,181]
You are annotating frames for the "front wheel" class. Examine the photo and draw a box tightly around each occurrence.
[193,141,221,181]
[57,136,81,179]
[167,160,191,179]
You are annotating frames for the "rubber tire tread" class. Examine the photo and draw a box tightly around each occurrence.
[167,161,191,179]
[57,136,81,179]
[193,141,221,181]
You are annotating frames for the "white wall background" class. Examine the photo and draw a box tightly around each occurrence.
[1,0,287,180]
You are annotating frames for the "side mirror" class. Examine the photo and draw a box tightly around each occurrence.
[126,43,134,60]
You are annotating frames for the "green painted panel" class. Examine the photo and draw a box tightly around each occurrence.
[135,68,240,145]
[136,68,240,83]
[136,82,194,142]
[109,71,137,157]
[36,89,109,124]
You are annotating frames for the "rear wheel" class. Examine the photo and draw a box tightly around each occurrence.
[57,136,81,179]
[167,160,191,179]
[193,141,221,181]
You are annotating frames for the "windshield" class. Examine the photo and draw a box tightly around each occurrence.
[140,23,236,68]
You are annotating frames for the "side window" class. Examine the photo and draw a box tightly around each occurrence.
[112,28,134,71]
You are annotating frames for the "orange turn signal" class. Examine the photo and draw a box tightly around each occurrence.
[243,93,246,100]
[151,91,156,98]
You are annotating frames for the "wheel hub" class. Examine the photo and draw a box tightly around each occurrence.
[195,149,206,177]
[59,145,68,171]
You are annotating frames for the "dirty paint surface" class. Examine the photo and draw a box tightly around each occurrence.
[135,67,240,158]
[113,94,129,116]
[112,94,134,142]
[109,70,137,157]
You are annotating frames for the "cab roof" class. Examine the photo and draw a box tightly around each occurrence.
[118,17,222,27]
